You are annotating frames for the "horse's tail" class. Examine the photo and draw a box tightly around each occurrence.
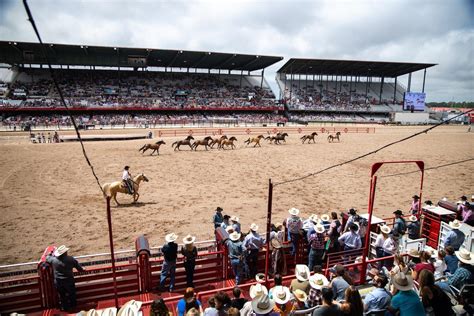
[244,138,250,144]
[172,141,177,148]
[102,183,111,198]
[300,135,306,140]
[139,144,146,152]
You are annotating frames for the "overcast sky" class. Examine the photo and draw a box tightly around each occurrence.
[0,0,472,102]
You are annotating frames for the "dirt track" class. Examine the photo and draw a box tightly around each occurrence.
[0,125,472,264]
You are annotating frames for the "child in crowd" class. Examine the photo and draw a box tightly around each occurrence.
[434,249,447,279]
[444,246,459,274]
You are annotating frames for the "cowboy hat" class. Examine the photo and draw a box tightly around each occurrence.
[293,289,308,302]
[412,195,419,199]
[230,215,239,222]
[295,264,310,282]
[392,272,414,291]
[309,273,329,290]
[101,308,118,316]
[315,224,325,234]
[309,214,318,222]
[229,231,241,241]
[348,208,357,215]
[288,208,300,216]
[393,210,403,215]
[165,233,178,243]
[251,295,275,314]
[455,249,474,265]
[408,215,418,222]
[449,220,462,229]
[407,248,420,258]
[250,223,259,232]
[271,238,282,249]
[320,214,330,222]
[86,310,101,316]
[54,245,69,257]
[380,225,391,235]
[272,286,291,304]
[225,226,234,233]
[460,195,467,201]
[255,273,265,283]
[216,207,223,212]
[183,234,196,245]
[117,300,142,316]
[249,283,268,299]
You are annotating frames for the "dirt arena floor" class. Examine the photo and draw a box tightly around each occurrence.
[0,125,472,264]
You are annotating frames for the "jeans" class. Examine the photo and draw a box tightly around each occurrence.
[288,232,300,256]
[246,249,259,279]
[382,251,394,269]
[55,278,77,311]
[308,248,324,271]
[160,260,176,290]
[230,258,243,285]
[184,260,195,287]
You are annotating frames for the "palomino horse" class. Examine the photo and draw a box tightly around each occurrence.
[272,133,289,144]
[191,136,213,151]
[139,140,166,155]
[220,136,238,149]
[172,136,194,151]
[102,173,149,205]
[244,135,265,147]
[300,132,318,144]
[327,132,341,143]
[209,135,228,149]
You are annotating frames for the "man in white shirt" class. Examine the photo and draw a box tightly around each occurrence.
[122,166,134,194]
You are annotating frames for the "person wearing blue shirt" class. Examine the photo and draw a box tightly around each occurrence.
[364,273,391,314]
[393,210,406,235]
[212,207,224,229]
[176,287,203,316]
[225,231,244,285]
[243,223,265,279]
[444,246,459,274]
[444,220,466,251]
[389,272,424,316]
[437,249,474,294]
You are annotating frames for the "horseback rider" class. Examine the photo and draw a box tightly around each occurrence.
[122,166,134,195]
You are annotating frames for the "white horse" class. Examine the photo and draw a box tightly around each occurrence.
[102,174,149,205]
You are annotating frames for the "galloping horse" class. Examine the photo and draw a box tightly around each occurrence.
[244,135,265,147]
[327,132,341,143]
[172,136,194,151]
[102,173,149,205]
[220,136,238,150]
[139,140,166,155]
[209,135,228,149]
[300,132,318,144]
[191,136,213,151]
[272,132,289,145]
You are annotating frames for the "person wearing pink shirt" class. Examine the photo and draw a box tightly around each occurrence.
[410,195,420,216]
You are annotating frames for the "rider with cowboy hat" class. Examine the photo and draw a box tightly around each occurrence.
[122,166,134,195]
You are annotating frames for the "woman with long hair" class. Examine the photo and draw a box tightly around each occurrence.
[340,286,363,316]
[418,270,454,316]
[150,298,172,316]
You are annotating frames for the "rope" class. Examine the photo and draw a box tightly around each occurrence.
[380,157,474,178]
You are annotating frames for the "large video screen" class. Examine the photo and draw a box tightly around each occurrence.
[403,92,426,111]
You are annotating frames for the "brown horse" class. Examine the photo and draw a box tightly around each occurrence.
[327,132,341,143]
[139,140,166,155]
[300,132,318,144]
[191,136,213,151]
[172,136,194,151]
[209,135,228,149]
[272,132,289,144]
[220,136,238,149]
[244,135,265,147]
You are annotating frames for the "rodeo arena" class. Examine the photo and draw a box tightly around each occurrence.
[1,23,474,316]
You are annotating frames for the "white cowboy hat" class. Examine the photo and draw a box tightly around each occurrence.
[408,215,418,222]
[380,225,391,235]
[271,238,282,249]
[255,273,265,283]
[455,249,474,265]
[165,233,178,243]
[230,215,239,222]
[225,226,234,233]
[407,248,420,258]
[320,214,330,222]
[293,289,308,302]
[392,272,414,291]
[309,273,329,290]
[288,208,300,216]
[309,214,318,223]
[54,245,69,257]
[251,295,275,314]
[295,264,310,282]
[182,234,196,245]
[273,286,291,304]
[250,223,259,232]
[315,224,325,234]
[86,309,101,316]
[449,220,462,229]
[117,300,142,316]
[249,283,268,299]
[101,308,118,316]
[229,231,241,241]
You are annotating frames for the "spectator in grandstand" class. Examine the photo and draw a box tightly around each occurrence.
[212,207,224,229]
[406,215,420,240]
[268,274,283,299]
[444,220,466,251]
[225,231,244,285]
[327,212,342,253]
[392,210,406,236]
[434,249,447,279]
[240,283,268,315]
[292,289,308,310]
[381,231,400,268]
[226,307,240,316]
[329,264,352,302]
[307,270,329,308]
[176,287,203,316]
[243,223,265,279]
[374,225,390,259]
[290,264,311,294]
[308,223,327,271]
[386,254,410,278]
[272,285,293,315]
[203,297,218,316]
[412,250,435,281]
[159,233,178,292]
[340,286,363,316]
[230,216,241,233]
[181,235,198,288]
[251,294,277,316]
[338,223,362,252]
[286,208,303,256]
[444,246,459,274]
[343,208,358,233]
[436,249,474,294]
[230,287,247,310]
[46,245,85,311]
[388,272,425,316]
[122,166,134,195]
[409,195,420,216]
[151,298,172,316]
[186,307,200,316]
[312,287,343,316]
[213,291,231,315]
[363,273,391,314]
[418,270,454,316]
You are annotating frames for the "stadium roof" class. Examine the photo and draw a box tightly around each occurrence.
[277,58,436,78]
[0,41,283,71]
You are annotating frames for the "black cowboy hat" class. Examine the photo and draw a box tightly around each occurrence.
[412,195,419,199]
[460,196,467,201]
[424,200,433,206]
[393,210,403,215]
[216,207,223,212]
[124,166,130,170]
[349,208,357,215]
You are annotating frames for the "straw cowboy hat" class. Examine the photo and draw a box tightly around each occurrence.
[86,310,101,316]
[165,233,178,243]
[320,214,330,222]
[293,289,308,302]
[309,273,329,290]
[315,224,325,234]
[408,215,418,222]
[117,300,142,316]
[273,286,291,305]
[271,238,282,249]
[295,264,310,282]
[250,223,259,232]
[288,208,300,216]
[230,215,240,222]
[54,245,69,257]
[455,249,474,265]
[251,295,275,314]
[407,249,420,258]
[309,214,318,223]
[101,308,118,316]
[449,220,462,229]
[249,283,268,299]
[380,225,391,235]
[229,231,241,241]
[255,273,265,283]
[183,234,196,245]
[392,272,414,291]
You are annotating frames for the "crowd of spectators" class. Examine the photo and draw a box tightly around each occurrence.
[288,112,388,123]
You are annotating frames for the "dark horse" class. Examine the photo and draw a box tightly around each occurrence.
[209,135,228,149]
[272,132,289,144]
[327,132,341,143]
[172,136,194,151]
[191,136,213,151]
[139,140,166,155]
[300,132,318,144]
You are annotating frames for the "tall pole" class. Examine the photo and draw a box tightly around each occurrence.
[264,179,273,288]
[106,197,119,308]
[361,175,377,283]
[422,69,427,93]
